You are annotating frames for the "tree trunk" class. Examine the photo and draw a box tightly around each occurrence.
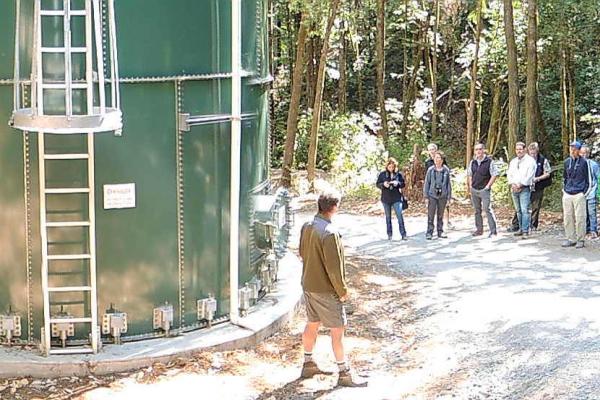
[281,11,310,188]
[560,45,569,158]
[525,0,539,145]
[306,0,341,190]
[401,22,428,139]
[476,87,483,143]
[466,0,483,167]
[376,0,389,145]
[430,0,440,140]
[487,80,503,155]
[567,53,577,141]
[306,37,316,108]
[535,94,548,152]
[504,0,519,158]
[339,19,347,114]
[400,0,410,137]
[447,46,455,114]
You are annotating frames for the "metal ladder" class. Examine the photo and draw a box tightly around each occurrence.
[36,0,101,355]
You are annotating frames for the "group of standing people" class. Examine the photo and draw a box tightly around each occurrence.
[295,141,598,388]
[374,140,600,247]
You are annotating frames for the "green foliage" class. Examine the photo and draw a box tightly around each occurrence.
[294,111,387,194]
[542,169,565,212]
[345,182,380,201]
[386,131,427,167]
[271,0,600,196]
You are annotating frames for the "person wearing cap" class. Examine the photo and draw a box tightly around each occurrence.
[507,142,538,237]
[562,141,593,248]
[580,145,599,239]
[466,142,500,237]
[508,143,552,232]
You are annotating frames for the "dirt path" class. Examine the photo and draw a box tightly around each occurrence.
[3,209,600,400]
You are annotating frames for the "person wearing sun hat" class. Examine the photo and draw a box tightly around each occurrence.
[562,140,593,248]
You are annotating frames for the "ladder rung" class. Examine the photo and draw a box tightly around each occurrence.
[48,286,92,292]
[40,10,87,17]
[45,188,90,194]
[45,153,90,160]
[46,221,91,227]
[47,254,91,260]
[49,348,94,355]
[42,83,88,90]
[49,317,92,324]
[40,10,66,16]
[41,47,87,53]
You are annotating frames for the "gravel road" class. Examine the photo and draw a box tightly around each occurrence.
[6,211,598,400]
[333,212,600,399]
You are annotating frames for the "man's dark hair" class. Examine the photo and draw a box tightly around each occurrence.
[318,192,341,213]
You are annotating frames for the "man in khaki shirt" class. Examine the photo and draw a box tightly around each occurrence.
[298,192,366,387]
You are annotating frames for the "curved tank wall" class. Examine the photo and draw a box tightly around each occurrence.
[0,0,275,344]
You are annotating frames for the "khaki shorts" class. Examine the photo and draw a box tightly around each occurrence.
[303,291,347,328]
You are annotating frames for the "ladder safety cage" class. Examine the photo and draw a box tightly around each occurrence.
[10,0,122,135]
[9,0,123,355]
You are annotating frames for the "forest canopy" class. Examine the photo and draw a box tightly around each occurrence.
[268,0,600,190]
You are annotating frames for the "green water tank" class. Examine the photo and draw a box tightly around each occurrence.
[0,0,288,351]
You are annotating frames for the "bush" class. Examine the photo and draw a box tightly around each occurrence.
[294,111,387,195]
[542,169,564,212]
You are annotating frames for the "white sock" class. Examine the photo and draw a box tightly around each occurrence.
[304,352,313,363]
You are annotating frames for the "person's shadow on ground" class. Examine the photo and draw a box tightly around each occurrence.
[255,376,341,400]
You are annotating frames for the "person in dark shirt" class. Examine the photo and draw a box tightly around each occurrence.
[466,143,500,237]
[376,158,407,240]
[562,141,592,248]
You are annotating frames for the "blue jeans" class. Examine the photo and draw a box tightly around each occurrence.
[511,187,531,233]
[382,201,407,238]
[586,197,598,233]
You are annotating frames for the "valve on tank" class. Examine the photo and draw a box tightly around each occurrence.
[197,295,217,327]
[102,304,128,345]
[0,307,22,346]
[259,260,273,294]
[153,302,174,337]
[248,278,262,306]
[238,285,253,317]
[51,307,75,348]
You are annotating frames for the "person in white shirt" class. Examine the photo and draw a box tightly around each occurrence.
[507,142,537,237]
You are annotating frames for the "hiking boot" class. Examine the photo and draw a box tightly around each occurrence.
[426,233,433,240]
[575,241,585,249]
[438,232,448,238]
[401,236,408,241]
[506,226,519,233]
[337,369,368,387]
[472,231,483,237]
[561,240,576,248]
[301,361,331,378]
[514,231,523,237]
